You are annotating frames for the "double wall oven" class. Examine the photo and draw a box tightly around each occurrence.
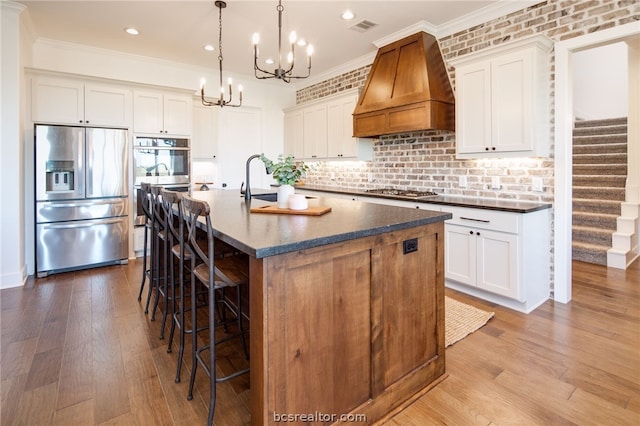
[133,136,190,226]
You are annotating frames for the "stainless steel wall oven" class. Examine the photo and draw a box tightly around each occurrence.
[133,136,190,226]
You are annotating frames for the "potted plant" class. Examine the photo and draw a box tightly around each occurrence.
[260,154,310,208]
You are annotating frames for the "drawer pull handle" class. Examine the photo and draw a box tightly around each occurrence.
[460,216,490,223]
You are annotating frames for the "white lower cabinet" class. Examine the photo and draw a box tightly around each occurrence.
[443,205,550,313]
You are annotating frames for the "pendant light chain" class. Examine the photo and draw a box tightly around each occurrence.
[200,0,242,108]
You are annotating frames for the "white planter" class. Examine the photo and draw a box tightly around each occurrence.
[277,184,295,209]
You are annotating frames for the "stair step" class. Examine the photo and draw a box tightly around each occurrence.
[574,117,627,128]
[572,211,618,230]
[573,125,627,137]
[573,175,626,188]
[573,153,627,164]
[573,143,628,155]
[573,186,625,201]
[573,225,613,246]
[573,164,628,176]
[573,198,621,215]
[572,134,627,146]
[572,242,608,266]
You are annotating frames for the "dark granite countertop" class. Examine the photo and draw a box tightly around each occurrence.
[189,189,451,258]
[295,185,552,214]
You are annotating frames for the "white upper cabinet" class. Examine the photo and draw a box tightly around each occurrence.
[191,103,218,159]
[303,104,328,159]
[32,77,131,127]
[327,94,358,158]
[284,109,304,159]
[452,36,552,158]
[133,90,192,136]
[284,89,372,160]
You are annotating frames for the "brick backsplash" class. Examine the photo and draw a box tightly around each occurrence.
[296,0,637,204]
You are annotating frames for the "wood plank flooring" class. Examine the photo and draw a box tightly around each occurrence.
[1,259,638,425]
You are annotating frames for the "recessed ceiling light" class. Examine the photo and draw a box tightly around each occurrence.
[203,44,215,51]
[296,39,307,47]
[341,10,355,20]
[265,58,274,65]
[125,27,139,36]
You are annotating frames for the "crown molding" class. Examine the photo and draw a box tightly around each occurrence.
[436,0,544,38]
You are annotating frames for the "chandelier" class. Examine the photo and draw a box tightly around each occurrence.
[252,0,313,83]
[200,0,242,107]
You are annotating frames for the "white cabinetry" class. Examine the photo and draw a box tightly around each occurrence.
[452,36,552,158]
[133,90,192,135]
[191,103,218,159]
[443,205,550,313]
[303,104,328,159]
[32,77,131,127]
[284,109,304,159]
[284,89,372,160]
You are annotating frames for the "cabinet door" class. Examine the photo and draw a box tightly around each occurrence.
[444,224,476,286]
[455,61,491,154]
[84,84,131,127]
[476,229,520,299]
[133,91,164,134]
[32,77,84,124]
[491,50,533,153]
[327,96,357,158]
[284,109,304,159]
[191,104,218,159]
[303,105,327,159]
[163,94,192,135]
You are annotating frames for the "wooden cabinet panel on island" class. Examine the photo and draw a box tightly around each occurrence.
[452,35,552,158]
[32,76,131,127]
[133,90,192,135]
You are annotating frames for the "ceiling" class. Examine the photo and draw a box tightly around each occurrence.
[18,1,534,81]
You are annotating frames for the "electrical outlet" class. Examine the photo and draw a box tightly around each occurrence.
[491,176,501,190]
[330,172,336,180]
[403,238,418,254]
[532,177,543,192]
[459,175,468,188]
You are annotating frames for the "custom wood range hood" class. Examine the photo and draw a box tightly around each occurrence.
[353,32,455,137]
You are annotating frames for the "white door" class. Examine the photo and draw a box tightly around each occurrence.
[444,224,477,286]
[476,229,520,300]
[217,107,265,191]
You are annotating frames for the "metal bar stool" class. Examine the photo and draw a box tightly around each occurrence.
[137,182,160,316]
[149,185,168,329]
[181,194,249,425]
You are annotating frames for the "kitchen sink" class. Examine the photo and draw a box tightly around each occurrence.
[251,193,316,202]
[252,193,278,202]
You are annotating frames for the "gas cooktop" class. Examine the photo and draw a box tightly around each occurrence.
[364,188,439,198]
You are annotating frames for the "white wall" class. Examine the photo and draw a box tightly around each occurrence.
[573,42,628,120]
[1,2,29,289]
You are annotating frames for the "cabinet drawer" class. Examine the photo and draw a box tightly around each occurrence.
[442,206,519,234]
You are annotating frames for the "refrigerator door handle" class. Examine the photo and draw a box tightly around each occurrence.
[40,199,126,209]
[40,217,124,230]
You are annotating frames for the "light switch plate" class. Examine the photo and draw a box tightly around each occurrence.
[491,176,501,189]
[459,175,467,188]
[532,177,543,192]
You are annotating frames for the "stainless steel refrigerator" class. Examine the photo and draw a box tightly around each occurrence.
[35,125,129,277]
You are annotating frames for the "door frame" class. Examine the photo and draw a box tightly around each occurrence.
[554,22,640,303]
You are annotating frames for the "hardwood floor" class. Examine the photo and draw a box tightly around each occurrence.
[1,259,638,425]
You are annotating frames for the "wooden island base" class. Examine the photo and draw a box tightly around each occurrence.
[250,222,446,425]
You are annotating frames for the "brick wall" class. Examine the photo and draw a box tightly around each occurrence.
[296,0,638,204]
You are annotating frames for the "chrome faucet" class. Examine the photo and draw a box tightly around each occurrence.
[242,154,262,200]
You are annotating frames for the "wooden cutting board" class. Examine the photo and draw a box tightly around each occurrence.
[250,205,332,216]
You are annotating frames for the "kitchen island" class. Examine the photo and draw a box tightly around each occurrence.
[189,189,451,425]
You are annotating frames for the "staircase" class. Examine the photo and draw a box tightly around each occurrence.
[572,117,627,266]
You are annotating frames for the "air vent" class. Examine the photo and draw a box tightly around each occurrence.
[349,19,378,32]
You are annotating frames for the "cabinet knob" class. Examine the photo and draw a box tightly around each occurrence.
[491,147,496,151]
[485,147,489,151]
[469,230,474,235]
